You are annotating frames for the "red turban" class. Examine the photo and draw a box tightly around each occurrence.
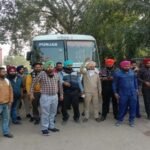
[105,59,115,67]
[143,58,150,65]
[7,66,16,73]
[120,61,131,68]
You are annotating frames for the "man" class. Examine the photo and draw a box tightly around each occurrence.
[0,67,13,138]
[7,66,23,124]
[100,58,118,121]
[61,60,82,123]
[130,60,141,118]
[30,60,63,136]
[138,58,150,120]
[17,65,31,119]
[54,62,63,114]
[17,65,24,77]
[80,60,101,122]
[113,60,138,127]
[54,62,63,73]
[26,62,42,124]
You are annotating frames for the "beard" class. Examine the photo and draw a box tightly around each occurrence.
[0,75,5,79]
[123,69,129,72]
[45,70,54,78]
[8,74,16,79]
[106,66,113,70]
[57,68,62,72]
[64,67,72,74]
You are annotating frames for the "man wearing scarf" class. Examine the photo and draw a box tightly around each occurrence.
[30,60,63,136]
[100,58,118,121]
[80,60,101,122]
[113,61,138,127]
[138,58,150,120]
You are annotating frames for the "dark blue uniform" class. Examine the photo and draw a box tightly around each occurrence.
[113,69,138,123]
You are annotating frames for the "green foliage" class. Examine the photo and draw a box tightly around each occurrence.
[0,0,150,62]
[79,0,150,61]
[4,55,30,68]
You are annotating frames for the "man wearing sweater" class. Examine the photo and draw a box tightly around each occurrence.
[30,60,63,136]
[0,67,13,138]
[26,62,42,124]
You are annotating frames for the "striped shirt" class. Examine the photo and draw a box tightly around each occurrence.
[30,71,63,96]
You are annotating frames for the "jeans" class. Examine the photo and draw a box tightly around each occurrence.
[40,94,58,131]
[0,104,10,135]
[11,98,20,122]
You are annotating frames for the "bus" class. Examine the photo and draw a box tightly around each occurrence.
[27,34,100,69]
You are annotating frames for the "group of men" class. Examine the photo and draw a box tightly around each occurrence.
[0,57,150,137]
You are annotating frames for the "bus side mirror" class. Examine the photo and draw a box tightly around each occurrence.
[26,52,31,60]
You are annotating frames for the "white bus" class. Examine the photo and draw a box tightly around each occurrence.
[27,34,100,69]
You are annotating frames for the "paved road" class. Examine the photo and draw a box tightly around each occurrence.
[1,97,150,150]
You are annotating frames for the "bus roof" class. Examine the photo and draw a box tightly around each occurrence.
[33,34,96,41]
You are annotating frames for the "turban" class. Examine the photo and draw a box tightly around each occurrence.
[64,60,73,67]
[85,61,96,68]
[120,61,131,68]
[7,66,16,73]
[17,65,24,72]
[105,59,115,66]
[43,60,55,69]
[143,58,150,65]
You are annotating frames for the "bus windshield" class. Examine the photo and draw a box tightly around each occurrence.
[32,41,64,63]
[67,41,96,67]
[32,40,97,68]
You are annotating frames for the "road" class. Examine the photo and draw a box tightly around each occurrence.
[0,97,150,150]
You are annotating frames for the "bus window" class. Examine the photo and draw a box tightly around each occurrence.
[67,41,96,67]
[32,41,64,63]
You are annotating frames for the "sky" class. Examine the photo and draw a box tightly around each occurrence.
[0,44,10,58]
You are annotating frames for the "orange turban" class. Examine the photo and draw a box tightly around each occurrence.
[105,59,115,67]
[143,58,150,65]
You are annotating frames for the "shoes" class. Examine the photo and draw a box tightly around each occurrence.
[129,122,135,127]
[29,117,34,122]
[48,128,60,132]
[147,116,150,120]
[74,118,80,123]
[42,130,49,136]
[100,116,106,121]
[12,121,21,125]
[34,120,40,125]
[83,118,88,122]
[4,133,13,138]
[95,118,101,122]
[63,116,69,122]
[114,116,118,120]
[26,114,32,118]
[17,116,22,121]
[115,121,122,127]
[81,112,85,116]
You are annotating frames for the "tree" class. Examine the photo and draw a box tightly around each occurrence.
[79,0,150,62]
[4,55,30,68]
[0,0,16,43]
[1,0,88,54]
